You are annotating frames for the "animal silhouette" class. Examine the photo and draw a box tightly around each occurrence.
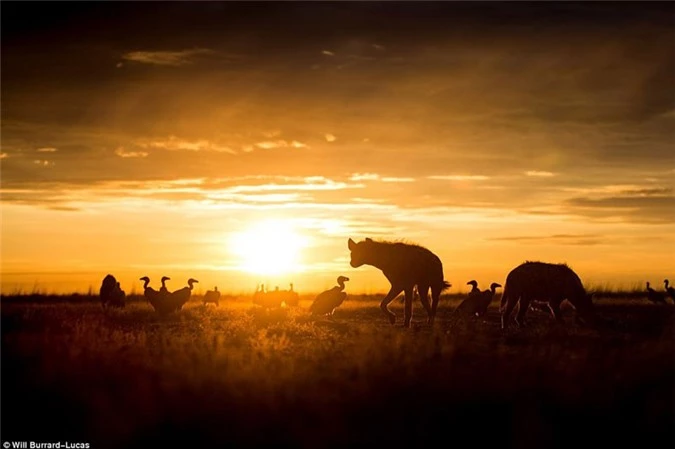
[160,276,171,295]
[310,276,349,316]
[466,280,481,296]
[203,286,220,306]
[99,274,125,309]
[665,279,675,302]
[645,281,666,304]
[140,276,172,315]
[453,282,501,318]
[500,261,596,329]
[348,237,451,327]
[168,278,199,312]
[253,284,283,309]
[283,283,300,307]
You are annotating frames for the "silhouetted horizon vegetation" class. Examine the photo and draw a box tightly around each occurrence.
[0,282,665,305]
[3,298,673,448]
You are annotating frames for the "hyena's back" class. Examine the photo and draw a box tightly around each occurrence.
[386,243,446,288]
[501,261,587,307]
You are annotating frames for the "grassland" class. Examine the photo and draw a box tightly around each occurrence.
[2,293,674,449]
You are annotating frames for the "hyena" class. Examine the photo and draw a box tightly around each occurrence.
[348,237,451,327]
[500,261,596,329]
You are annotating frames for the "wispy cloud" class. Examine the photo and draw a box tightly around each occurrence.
[565,194,675,224]
[427,175,489,181]
[325,133,337,142]
[620,187,672,196]
[0,153,7,159]
[254,140,307,150]
[136,136,236,154]
[121,48,215,66]
[37,147,58,153]
[525,170,555,177]
[487,233,606,246]
[33,160,54,166]
[115,147,148,158]
[348,173,415,183]
[381,177,415,183]
[321,50,335,56]
[350,173,380,181]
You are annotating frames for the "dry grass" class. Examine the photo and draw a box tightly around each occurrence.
[2,294,674,449]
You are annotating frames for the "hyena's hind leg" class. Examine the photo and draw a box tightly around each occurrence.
[380,286,404,325]
[429,285,444,325]
[417,284,432,318]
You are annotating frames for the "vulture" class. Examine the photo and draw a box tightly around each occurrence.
[310,276,350,316]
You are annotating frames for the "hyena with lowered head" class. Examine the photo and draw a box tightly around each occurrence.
[500,261,596,329]
[348,238,451,327]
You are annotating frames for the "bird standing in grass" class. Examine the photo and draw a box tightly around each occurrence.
[646,281,666,304]
[203,286,221,306]
[310,276,350,317]
[452,282,501,318]
[466,280,481,296]
[168,278,199,312]
[664,279,675,302]
[284,283,300,307]
[160,276,171,296]
[474,282,501,317]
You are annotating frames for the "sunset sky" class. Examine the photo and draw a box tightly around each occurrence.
[1,2,673,295]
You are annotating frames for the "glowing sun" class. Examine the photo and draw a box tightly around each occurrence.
[229,220,308,275]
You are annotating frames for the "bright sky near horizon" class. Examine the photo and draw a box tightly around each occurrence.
[1,2,674,295]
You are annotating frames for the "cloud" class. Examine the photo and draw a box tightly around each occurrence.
[381,177,415,183]
[525,170,555,177]
[487,233,606,246]
[350,173,380,181]
[37,147,58,153]
[619,187,672,196]
[254,140,307,150]
[0,153,7,159]
[427,175,490,181]
[565,194,675,224]
[325,133,336,142]
[115,147,148,158]
[136,136,237,154]
[121,48,215,66]
[33,160,54,166]
[322,50,335,56]
[348,173,415,183]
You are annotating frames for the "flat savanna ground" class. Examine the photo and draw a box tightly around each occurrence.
[2,294,674,449]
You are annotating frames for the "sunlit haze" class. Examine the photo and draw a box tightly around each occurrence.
[1,2,673,294]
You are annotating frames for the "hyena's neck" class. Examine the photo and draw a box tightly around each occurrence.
[364,244,400,273]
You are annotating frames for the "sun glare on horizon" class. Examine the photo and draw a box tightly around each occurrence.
[229,220,309,275]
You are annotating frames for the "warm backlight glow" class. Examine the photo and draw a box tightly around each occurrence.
[229,220,308,275]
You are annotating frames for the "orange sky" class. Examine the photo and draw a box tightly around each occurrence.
[1,3,674,294]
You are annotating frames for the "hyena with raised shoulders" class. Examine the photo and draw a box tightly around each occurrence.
[500,261,596,329]
[348,237,451,327]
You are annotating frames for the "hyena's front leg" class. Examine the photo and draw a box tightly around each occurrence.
[515,296,532,328]
[380,286,404,325]
[403,287,415,328]
[501,294,519,330]
[548,301,564,324]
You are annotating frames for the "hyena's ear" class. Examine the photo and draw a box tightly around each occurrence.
[348,238,356,250]
[365,237,373,242]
